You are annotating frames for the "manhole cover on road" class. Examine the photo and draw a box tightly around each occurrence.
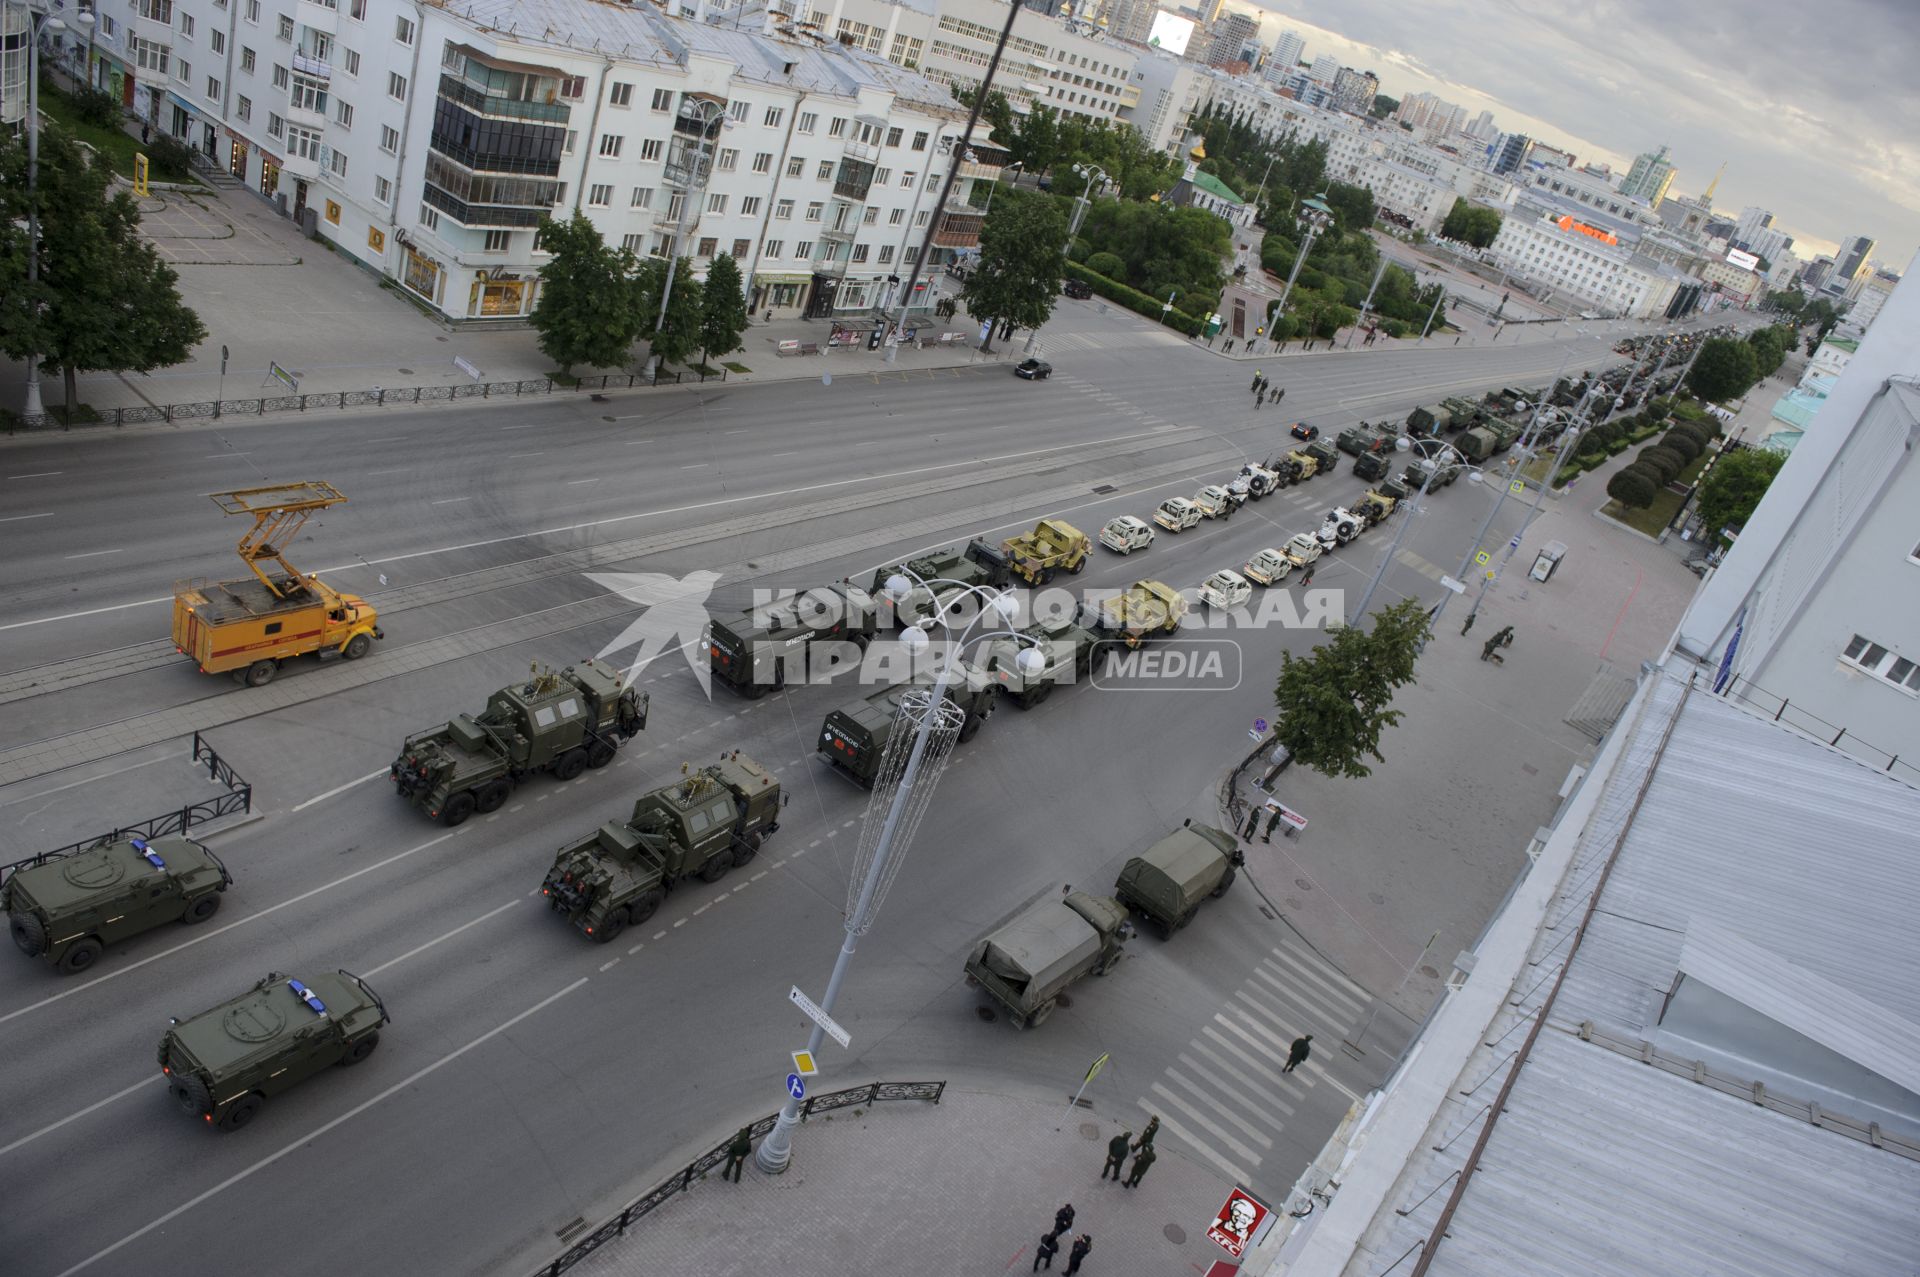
[1368,892,1385,905]
[1419,965,1441,980]
[397,368,414,375]
[1163,1224,1187,1245]
[1294,878,1315,891]
[1079,1123,1102,1140]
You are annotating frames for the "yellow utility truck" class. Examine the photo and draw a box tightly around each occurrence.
[171,482,382,687]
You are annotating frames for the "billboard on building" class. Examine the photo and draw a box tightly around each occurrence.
[1148,11,1195,55]
[1726,247,1760,272]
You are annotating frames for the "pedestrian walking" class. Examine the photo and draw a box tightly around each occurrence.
[1124,1146,1156,1188]
[1101,1132,1130,1180]
[1283,1035,1313,1073]
[1134,1115,1159,1152]
[141,122,151,144]
[1241,807,1261,840]
[1300,566,1315,587]
[1461,612,1477,637]
[1034,1233,1060,1271]
[1066,1235,1093,1274]
[1250,372,1264,394]
[1256,387,1265,407]
[1262,805,1284,843]
[1481,635,1502,662]
[1053,1204,1075,1237]
[722,1125,752,1182]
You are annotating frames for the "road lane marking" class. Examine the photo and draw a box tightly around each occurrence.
[289,768,388,812]
[8,471,63,479]
[360,899,519,978]
[0,831,463,1026]
[0,513,55,522]
[0,1076,163,1158]
[52,978,589,1277]
[599,958,619,971]
[430,497,470,505]
[366,468,411,476]
[508,452,546,459]
[567,478,600,485]
[0,750,188,809]
[63,549,123,559]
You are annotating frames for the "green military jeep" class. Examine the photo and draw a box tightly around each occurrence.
[6,835,232,974]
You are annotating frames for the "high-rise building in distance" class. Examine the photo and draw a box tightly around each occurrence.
[1620,144,1677,207]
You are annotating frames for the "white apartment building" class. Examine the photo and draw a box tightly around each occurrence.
[1121,49,1211,155]
[1489,192,1683,318]
[1698,255,1764,307]
[89,0,1002,324]
[1849,269,1899,329]
[1675,254,1920,774]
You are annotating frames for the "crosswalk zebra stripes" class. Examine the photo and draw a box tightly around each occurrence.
[1137,944,1371,1189]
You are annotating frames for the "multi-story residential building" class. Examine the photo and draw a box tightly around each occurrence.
[1488,190,1686,318]
[1825,232,1875,295]
[1201,9,1258,68]
[1848,268,1899,328]
[1268,28,1303,78]
[1329,65,1376,116]
[1489,131,1532,175]
[1097,0,1157,44]
[1465,107,1496,140]
[1732,204,1773,249]
[1305,51,1336,83]
[1618,142,1676,206]
[91,0,1004,326]
[1675,255,1920,770]
[1698,255,1763,307]
[1121,49,1211,156]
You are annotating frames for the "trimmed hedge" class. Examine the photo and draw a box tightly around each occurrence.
[1607,468,1659,509]
[1085,251,1126,281]
[1061,262,1206,337]
[1660,431,1702,463]
[1638,447,1685,484]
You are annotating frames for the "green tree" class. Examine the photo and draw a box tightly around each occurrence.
[697,252,750,367]
[961,193,1067,351]
[1766,288,1807,317]
[1369,94,1399,120]
[0,127,205,415]
[1012,103,1061,177]
[1746,323,1792,378]
[1696,448,1786,537]
[1270,598,1429,780]
[1322,181,1377,233]
[1606,468,1658,509]
[1687,337,1759,402]
[1440,198,1503,248]
[637,256,704,369]
[530,213,643,375]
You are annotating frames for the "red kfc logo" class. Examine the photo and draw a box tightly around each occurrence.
[1206,1187,1269,1258]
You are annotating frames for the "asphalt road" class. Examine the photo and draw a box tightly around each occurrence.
[0,300,1640,1276]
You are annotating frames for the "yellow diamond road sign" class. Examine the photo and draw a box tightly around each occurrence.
[792,1051,818,1078]
[1475,550,1491,566]
[1510,479,1526,494]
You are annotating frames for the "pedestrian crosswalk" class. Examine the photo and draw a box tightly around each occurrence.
[1136,944,1371,1190]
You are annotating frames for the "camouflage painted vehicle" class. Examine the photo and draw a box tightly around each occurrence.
[541,754,784,943]
[159,969,389,1131]
[871,540,1009,627]
[1439,396,1484,430]
[6,835,231,974]
[983,613,1100,708]
[1302,440,1341,474]
[1336,423,1392,456]
[1091,580,1186,649]
[1402,455,1462,489]
[1114,819,1243,937]
[390,660,648,826]
[964,890,1132,1028]
[1455,425,1499,463]
[819,663,996,784]
[1407,404,1452,436]
[1001,519,1091,585]
[1355,481,1410,526]
[706,582,879,698]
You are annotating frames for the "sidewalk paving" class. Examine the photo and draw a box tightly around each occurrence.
[550,1083,1243,1277]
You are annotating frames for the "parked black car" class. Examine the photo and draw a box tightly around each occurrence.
[1014,359,1053,380]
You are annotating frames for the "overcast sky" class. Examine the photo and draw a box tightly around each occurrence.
[1243,0,1920,270]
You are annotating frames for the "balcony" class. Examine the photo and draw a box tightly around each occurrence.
[956,157,1004,181]
[279,149,321,181]
[292,51,331,79]
[438,73,571,124]
[810,241,844,266]
[421,184,549,229]
[819,222,856,242]
[833,157,875,203]
[842,138,878,166]
[298,0,338,34]
[930,207,985,249]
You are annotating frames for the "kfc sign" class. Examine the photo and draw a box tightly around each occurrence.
[1206,1187,1271,1258]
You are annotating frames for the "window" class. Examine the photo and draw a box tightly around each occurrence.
[697,236,718,257]
[786,156,805,177]
[273,64,289,88]
[286,124,320,159]
[387,72,407,101]
[180,13,194,37]
[176,59,190,84]
[324,199,341,224]
[763,106,784,128]
[795,240,813,260]
[342,48,359,75]
[797,112,817,133]
[349,0,364,18]
[912,131,928,151]
[888,208,903,225]
[875,167,891,184]
[1841,635,1920,693]
[609,82,633,107]
[335,100,352,127]
[599,134,623,158]
[245,0,259,21]
[484,229,511,251]
[765,239,783,258]
[901,170,915,188]
[276,14,292,39]
[630,186,653,209]
[728,99,749,122]
[207,76,221,100]
[210,30,224,53]
[707,193,727,214]
[639,138,662,161]
[588,183,613,206]
[236,95,252,121]
[290,75,324,112]
[748,153,773,177]
[817,160,833,180]
[828,117,846,138]
[559,76,585,99]
[732,238,750,258]
[774,199,793,220]
[374,175,391,203]
[367,226,384,251]
[665,192,683,218]
[419,203,439,231]
[851,244,869,263]
[914,210,928,226]
[267,112,284,139]
[329,149,348,177]
[862,207,877,225]
[241,47,255,72]
[380,124,398,154]
[622,233,644,253]
[562,130,577,156]
[740,196,760,217]
[651,87,672,111]
[716,148,738,172]
[885,127,902,147]
[394,15,414,44]
[805,201,822,222]
[878,244,894,263]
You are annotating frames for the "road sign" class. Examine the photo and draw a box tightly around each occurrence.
[1510,479,1526,494]
[1206,1187,1272,1258]
[979,319,993,342]
[785,1073,805,1100]
[1083,1053,1110,1084]
[1508,535,1521,550]
[1439,575,1467,595]
[791,1050,818,1078]
[1252,718,1268,735]
[1474,550,1491,566]
[789,986,852,1049]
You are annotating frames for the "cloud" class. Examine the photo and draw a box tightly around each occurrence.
[1245,0,1920,266]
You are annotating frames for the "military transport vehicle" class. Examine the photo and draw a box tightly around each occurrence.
[390,660,648,826]
[1352,449,1394,482]
[1336,423,1392,456]
[984,613,1100,708]
[1355,481,1409,527]
[818,663,996,784]
[159,969,388,1131]
[964,889,1132,1028]
[1114,819,1243,937]
[1153,498,1201,533]
[872,540,1009,627]
[6,835,231,974]
[1098,516,1155,555]
[1002,519,1091,585]
[1402,455,1463,489]
[706,581,879,697]
[541,754,784,942]
[1091,580,1186,648]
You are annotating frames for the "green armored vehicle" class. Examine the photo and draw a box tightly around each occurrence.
[983,612,1100,709]
[965,889,1133,1028]
[871,539,1009,628]
[1439,396,1483,431]
[159,969,388,1131]
[1402,454,1463,489]
[1406,404,1452,436]
[1115,819,1244,938]
[1485,417,1527,452]
[1301,439,1341,475]
[1352,450,1394,482]
[819,663,996,785]
[706,582,879,698]
[6,835,231,974]
[390,659,648,826]
[1336,423,1392,456]
[542,754,784,942]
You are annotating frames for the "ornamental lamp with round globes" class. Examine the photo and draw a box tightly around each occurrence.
[1015,647,1046,678]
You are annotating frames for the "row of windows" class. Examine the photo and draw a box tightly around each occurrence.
[1841,634,1920,695]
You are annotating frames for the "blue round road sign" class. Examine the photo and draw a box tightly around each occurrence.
[1253,719,1269,734]
[786,1073,805,1100]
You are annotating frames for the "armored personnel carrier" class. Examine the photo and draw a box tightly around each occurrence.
[983,613,1100,709]
[1114,819,1243,938]
[964,889,1132,1028]
[871,540,1008,627]
[1355,481,1409,527]
[706,582,878,698]
[390,659,648,826]
[6,835,231,974]
[541,754,784,942]
[819,662,996,784]
[159,969,388,1131]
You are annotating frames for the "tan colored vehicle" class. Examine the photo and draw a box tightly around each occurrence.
[1091,580,1186,648]
[171,483,381,687]
[1002,518,1091,585]
[1153,498,1202,533]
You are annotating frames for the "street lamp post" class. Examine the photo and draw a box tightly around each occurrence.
[1350,437,1465,621]
[652,96,725,373]
[755,577,1043,1175]
[1344,255,1389,349]
[1062,161,1106,255]
[1272,194,1333,319]
[18,2,71,421]
[982,160,1020,218]
[1419,286,1445,342]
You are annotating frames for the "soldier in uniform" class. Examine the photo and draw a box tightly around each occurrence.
[1101,1131,1131,1180]
[1124,1144,1157,1188]
[1134,1115,1159,1152]
[1066,1234,1094,1274]
[722,1125,752,1182]
[1033,1232,1060,1270]
[1053,1203,1075,1237]
[1263,805,1285,842]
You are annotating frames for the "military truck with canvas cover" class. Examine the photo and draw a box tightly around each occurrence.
[1352,449,1394,482]
[1001,519,1091,585]
[1114,820,1243,937]
[1402,454,1462,490]
[706,582,879,697]
[819,663,996,784]
[6,835,231,975]
[984,613,1100,708]
[159,969,388,1131]
[1455,425,1499,463]
[390,660,647,826]
[541,754,783,943]
[964,890,1132,1028]
[1336,423,1392,456]
[1406,404,1452,436]
[1091,580,1186,649]
[871,540,1008,627]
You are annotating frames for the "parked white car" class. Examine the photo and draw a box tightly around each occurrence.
[1243,548,1293,586]
[1281,532,1325,569]
[1193,485,1236,519]
[1199,569,1253,610]
[1099,515,1156,555]
[1153,498,1202,533]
